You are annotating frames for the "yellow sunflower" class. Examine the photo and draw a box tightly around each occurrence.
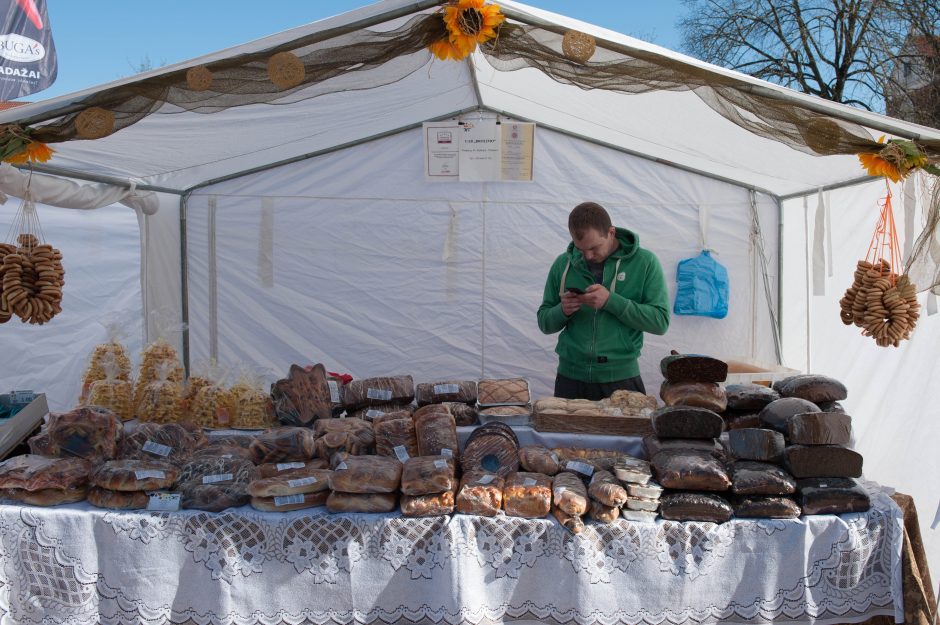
[429,38,462,61]
[858,151,902,183]
[4,140,54,165]
[442,0,505,60]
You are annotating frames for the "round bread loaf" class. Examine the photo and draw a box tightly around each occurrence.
[87,486,149,510]
[91,459,179,491]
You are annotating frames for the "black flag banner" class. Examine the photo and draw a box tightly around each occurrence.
[0,0,56,100]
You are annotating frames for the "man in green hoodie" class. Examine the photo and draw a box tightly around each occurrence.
[537,202,670,400]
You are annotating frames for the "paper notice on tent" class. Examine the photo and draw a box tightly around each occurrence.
[424,121,460,180]
[459,119,501,182]
[500,122,535,182]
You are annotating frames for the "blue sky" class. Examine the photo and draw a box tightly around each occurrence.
[29,0,686,101]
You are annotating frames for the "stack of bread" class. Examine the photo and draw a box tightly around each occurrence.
[88,459,179,510]
[0,455,91,506]
[327,455,402,513]
[400,455,457,517]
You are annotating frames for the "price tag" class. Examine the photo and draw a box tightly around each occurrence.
[328,380,341,404]
[202,473,233,485]
[394,445,410,463]
[275,494,305,507]
[440,448,454,458]
[522,478,537,487]
[550,452,560,464]
[10,390,35,404]
[367,388,393,401]
[589,473,598,486]
[819,483,829,488]
[336,462,348,471]
[433,383,459,395]
[142,441,172,457]
[433,459,449,469]
[477,474,496,485]
[134,470,166,481]
[366,409,385,419]
[276,462,305,472]
[288,477,318,488]
[147,492,181,511]
[566,461,594,477]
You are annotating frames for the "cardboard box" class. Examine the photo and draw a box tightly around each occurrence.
[0,393,47,460]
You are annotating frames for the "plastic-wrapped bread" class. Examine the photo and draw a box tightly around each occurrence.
[415,380,477,406]
[518,446,562,475]
[271,363,333,426]
[553,505,585,534]
[27,430,54,456]
[401,490,456,517]
[628,481,663,500]
[651,406,724,440]
[181,482,251,512]
[348,404,413,422]
[605,390,658,415]
[652,450,731,491]
[759,398,820,433]
[119,422,204,466]
[478,378,530,406]
[330,455,402,493]
[730,461,796,495]
[342,375,415,412]
[46,406,123,461]
[787,412,852,446]
[502,472,552,518]
[136,359,184,424]
[461,425,519,477]
[442,402,478,426]
[326,491,398,513]
[552,471,589,516]
[91,459,179,491]
[643,436,726,460]
[588,499,620,523]
[415,411,459,459]
[621,509,658,523]
[588,470,628,507]
[257,459,329,478]
[784,445,863,478]
[659,492,733,522]
[0,455,91,491]
[248,469,332,497]
[178,456,258,488]
[725,384,780,411]
[660,354,727,383]
[401,456,456,496]
[456,472,504,516]
[81,340,133,393]
[135,340,184,407]
[228,377,277,430]
[371,410,415,427]
[727,428,785,462]
[723,411,762,431]
[374,418,419,461]
[625,496,660,512]
[190,444,255,464]
[249,427,316,464]
[798,477,870,515]
[250,490,329,512]
[733,496,801,518]
[87,487,149,510]
[613,456,652,485]
[314,429,374,459]
[659,381,727,412]
[190,383,233,429]
[773,375,847,404]
[3,486,88,506]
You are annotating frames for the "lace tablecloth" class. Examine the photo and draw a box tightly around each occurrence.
[0,481,903,625]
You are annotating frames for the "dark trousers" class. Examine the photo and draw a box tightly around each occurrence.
[553,373,646,401]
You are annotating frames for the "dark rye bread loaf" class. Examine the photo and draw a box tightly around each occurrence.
[727,428,785,462]
[787,412,852,446]
[759,398,820,434]
[798,478,870,515]
[773,375,847,404]
[651,406,724,439]
[659,492,732,522]
[730,461,796,495]
[660,354,728,383]
[784,445,863,478]
[733,496,801,518]
[725,384,780,411]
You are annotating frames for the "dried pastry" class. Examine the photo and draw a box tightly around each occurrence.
[518,446,562,475]
[326,491,398,513]
[400,490,455,517]
[415,380,477,406]
[329,455,402,493]
[342,375,415,411]
[228,380,276,429]
[249,427,316,464]
[91,459,179,491]
[477,378,530,405]
[455,472,504,516]
[250,490,329,512]
[86,373,134,420]
[401,456,456,496]
[502,472,551,518]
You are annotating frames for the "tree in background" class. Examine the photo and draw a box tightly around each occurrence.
[679,0,940,128]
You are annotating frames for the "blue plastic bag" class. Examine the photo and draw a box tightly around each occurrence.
[673,250,729,319]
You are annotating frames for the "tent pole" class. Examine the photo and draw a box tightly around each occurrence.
[778,175,876,201]
[179,191,191,377]
[777,194,784,364]
[12,163,182,195]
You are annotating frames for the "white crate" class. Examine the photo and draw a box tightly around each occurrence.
[723,358,800,387]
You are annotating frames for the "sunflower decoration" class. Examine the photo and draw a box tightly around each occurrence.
[858,136,938,183]
[0,125,53,165]
[429,0,505,62]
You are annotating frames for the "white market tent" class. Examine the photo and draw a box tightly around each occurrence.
[0,0,937,571]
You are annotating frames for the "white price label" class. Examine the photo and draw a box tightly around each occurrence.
[819,483,829,488]
[202,473,233,485]
[433,459,448,469]
[433,383,459,395]
[366,409,385,419]
[336,462,348,471]
[550,452,560,464]
[275,494,305,507]
[328,380,340,404]
[276,462,305,472]
[440,448,454,458]
[589,473,598,486]
[477,474,496,485]
[142,441,172,457]
[367,388,393,401]
[522,478,537,487]
[394,445,410,463]
[288,477,318,488]
[10,390,35,404]
[134,470,166,481]
[146,492,181,511]
[566,461,594,477]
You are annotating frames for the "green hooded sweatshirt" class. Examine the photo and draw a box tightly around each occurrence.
[537,227,670,383]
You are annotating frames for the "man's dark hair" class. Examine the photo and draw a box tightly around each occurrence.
[568,202,612,239]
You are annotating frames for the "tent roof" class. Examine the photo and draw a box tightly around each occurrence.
[2,0,938,199]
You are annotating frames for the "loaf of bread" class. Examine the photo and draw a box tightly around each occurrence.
[178,456,258,488]
[773,375,847,404]
[658,492,733,522]
[401,456,456,496]
[189,444,255,464]
[249,427,316,464]
[798,477,870,515]
[604,390,658,415]
[374,418,419,461]
[119,422,204,466]
[787,412,852,446]
[652,450,731,491]
[0,455,91,491]
[248,469,332,497]
[759,398,820,433]
[46,406,123,461]
[643,436,726,460]
[727,428,785,463]
[588,499,620,523]
[518,446,562,475]
[651,406,724,439]
[733,496,801,518]
[250,490,329,512]
[553,471,589,516]
[342,375,415,411]
[477,378,530,405]
[725,384,780,411]
[502,472,551,518]
[257,459,329,478]
[587,470,628,507]
[329,455,402,493]
[87,486,149,510]
[415,411,459,459]
[314,430,374,459]
[347,404,414,422]
[181,482,251,512]
[730,461,796,495]
[326,491,398,513]
[455,472,504,516]
[91,459,179,491]
[784,445,863,478]
[415,380,477,406]
[461,425,519,477]
[401,490,455,517]
[660,354,728,383]
[2,485,87,506]
[553,505,585,534]
[271,364,333,426]
[659,381,727,412]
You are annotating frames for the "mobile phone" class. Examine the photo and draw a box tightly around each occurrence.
[566,287,584,295]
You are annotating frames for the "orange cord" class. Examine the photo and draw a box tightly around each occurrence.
[864,178,903,285]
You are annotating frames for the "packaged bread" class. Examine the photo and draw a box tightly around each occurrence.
[625,496,660,512]
[26,429,54,456]
[374,418,419,461]
[442,402,478,426]
[257,459,329,478]
[178,455,258,488]
[342,375,415,412]
[0,455,91,491]
[136,360,183,424]
[415,380,477,406]
[787,412,852,446]
[401,490,456,517]
[518,446,562,475]
[249,427,316,464]
[250,490,329,512]
[552,471,589,516]
[401,456,456,496]
[727,428,785,463]
[190,444,255,464]
[371,410,416,427]
[91,459,179,491]
[477,378,530,406]
[181,482,251,512]
[725,384,780,411]
[119,422,204,466]
[733,496,801,519]
[248,469,332,497]
[798,477,870,515]
[188,361,233,429]
[588,470,628,507]
[330,455,402,493]
[643,436,726,460]
[659,381,727,412]
[315,431,371,459]
[652,450,730,491]
[660,353,728,383]
[271,363,333,426]
[87,487,149,510]
[659,492,733,522]
[348,404,414,421]
[604,389,658,415]
[326,491,399,513]
[759,398,820,433]
[651,406,724,439]
[588,499,620,523]
[461,423,519,477]
[46,406,123,461]
[502,472,552,518]
[784,445,862,479]
[314,417,372,439]
[85,353,134,420]
[613,456,653,485]
[730,461,796,496]
[3,485,88,506]
[553,505,585,534]
[456,472,504,516]
[228,368,276,429]
[415,411,458,459]
[773,375,847,404]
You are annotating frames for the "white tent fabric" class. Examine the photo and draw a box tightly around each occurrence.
[0,0,934,580]
[0,164,159,214]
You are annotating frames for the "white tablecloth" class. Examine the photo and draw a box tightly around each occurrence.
[0,481,903,625]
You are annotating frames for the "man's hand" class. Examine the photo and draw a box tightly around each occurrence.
[580,284,610,309]
[560,291,582,316]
